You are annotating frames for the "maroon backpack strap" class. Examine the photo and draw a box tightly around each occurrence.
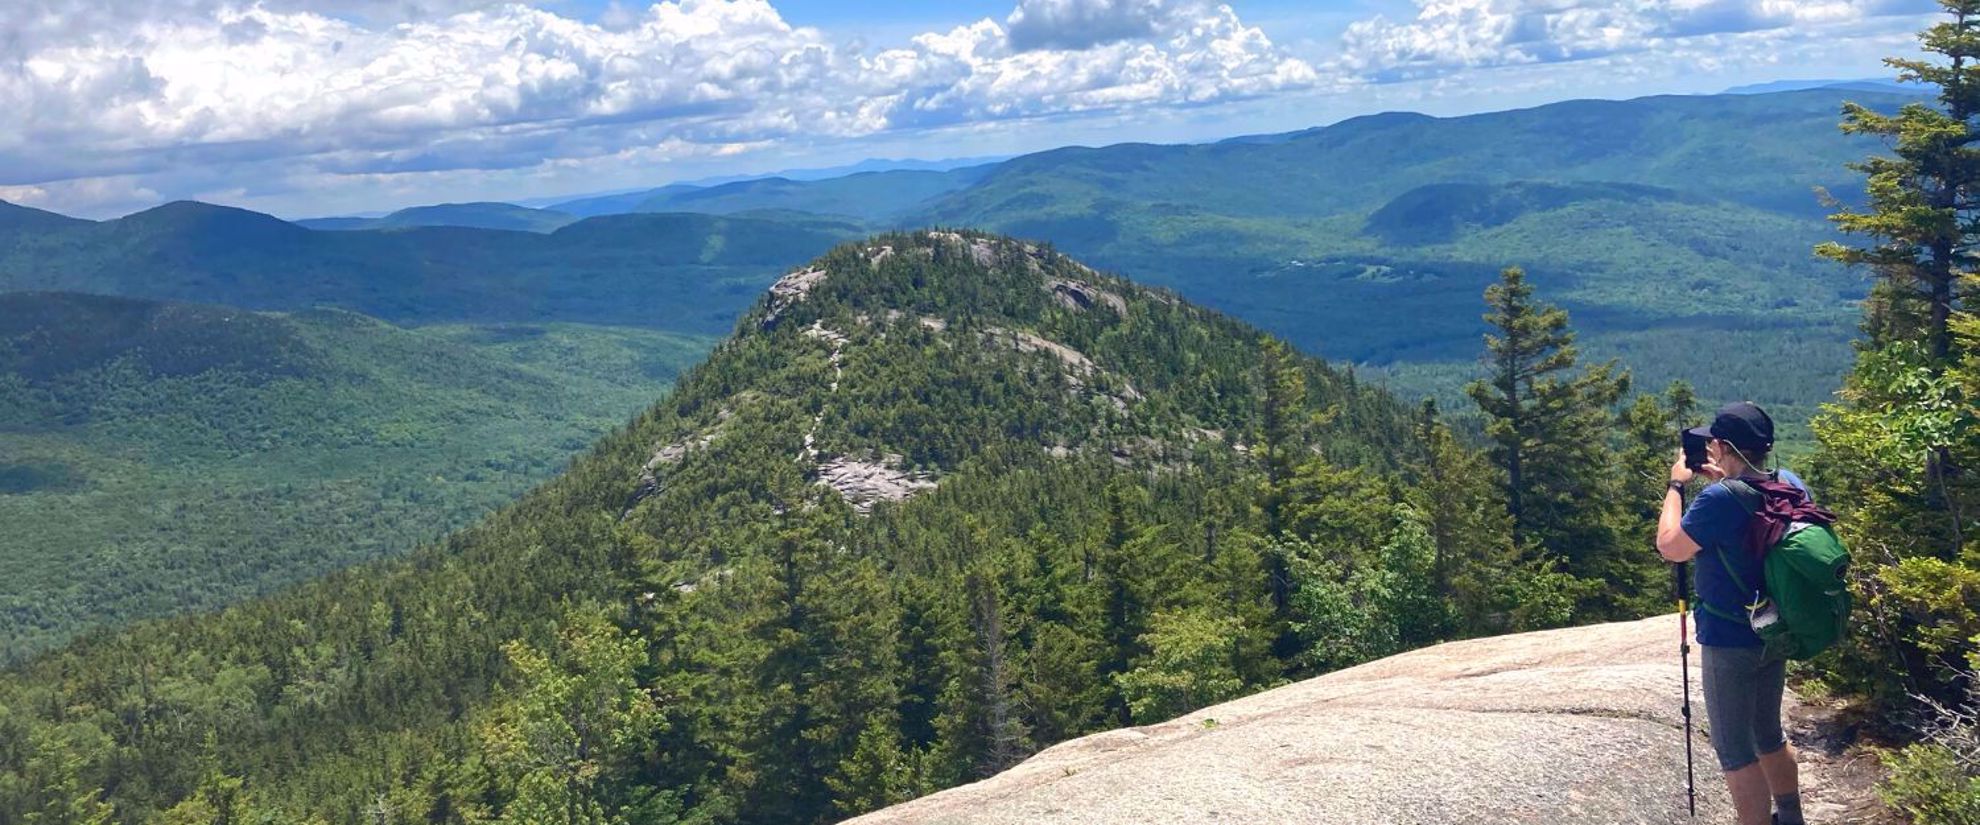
[1719,477,1783,555]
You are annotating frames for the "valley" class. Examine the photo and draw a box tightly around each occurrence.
[0,292,712,660]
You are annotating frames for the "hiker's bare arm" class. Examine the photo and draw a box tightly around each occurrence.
[1657,491,1701,562]
[1658,451,1703,562]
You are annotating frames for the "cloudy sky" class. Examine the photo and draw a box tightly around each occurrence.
[0,0,1941,218]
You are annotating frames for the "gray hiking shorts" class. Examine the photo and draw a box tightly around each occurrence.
[1701,643,1788,771]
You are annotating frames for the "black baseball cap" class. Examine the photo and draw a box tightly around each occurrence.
[1686,401,1774,453]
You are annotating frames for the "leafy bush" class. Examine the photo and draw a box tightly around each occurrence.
[1115,609,1249,723]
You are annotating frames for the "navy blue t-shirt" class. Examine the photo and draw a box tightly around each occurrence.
[1680,469,1808,648]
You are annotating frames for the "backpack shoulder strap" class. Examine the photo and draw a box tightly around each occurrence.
[1706,478,1762,605]
[1719,477,1762,516]
[1712,543,1753,600]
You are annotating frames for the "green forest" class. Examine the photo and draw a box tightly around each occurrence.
[0,292,712,660]
[0,5,1977,823]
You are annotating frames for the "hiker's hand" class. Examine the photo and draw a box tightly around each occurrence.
[1673,448,1726,483]
[1669,451,1694,485]
[1670,450,1727,484]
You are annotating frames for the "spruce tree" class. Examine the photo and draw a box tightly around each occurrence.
[1467,267,1574,544]
[963,567,1028,776]
[1814,0,1980,715]
[1408,399,1518,635]
[1818,0,1980,558]
[1257,336,1308,620]
[19,725,115,825]
[1819,0,1980,367]
[1464,267,1632,619]
[745,510,903,824]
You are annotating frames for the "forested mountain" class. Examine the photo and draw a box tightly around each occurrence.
[297,203,579,233]
[626,166,995,223]
[0,90,1902,431]
[297,88,1898,434]
[0,200,89,232]
[549,184,707,217]
[906,89,1901,433]
[0,203,855,333]
[0,232,1598,823]
[0,291,711,660]
[1722,78,1922,95]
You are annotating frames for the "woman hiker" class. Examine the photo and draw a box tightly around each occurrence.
[1655,401,1807,825]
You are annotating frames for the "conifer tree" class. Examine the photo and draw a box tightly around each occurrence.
[1814,0,1980,718]
[1092,478,1153,724]
[1467,267,1570,541]
[1259,336,1307,544]
[1607,381,1700,616]
[964,567,1028,776]
[1817,0,1980,561]
[1464,267,1632,618]
[1407,399,1517,634]
[746,511,904,824]
[1000,530,1108,746]
[19,726,114,825]
[1819,0,1980,367]
[825,719,914,816]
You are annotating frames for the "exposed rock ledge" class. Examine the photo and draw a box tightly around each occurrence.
[764,266,828,326]
[846,616,1885,825]
[817,455,937,514]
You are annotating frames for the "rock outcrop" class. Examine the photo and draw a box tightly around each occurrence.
[764,266,828,326]
[846,617,1884,825]
[815,456,937,513]
[1045,278,1127,315]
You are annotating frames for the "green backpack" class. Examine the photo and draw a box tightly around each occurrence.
[1701,479,1853,661]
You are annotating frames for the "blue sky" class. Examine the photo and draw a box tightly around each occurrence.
[0,0,1941,218]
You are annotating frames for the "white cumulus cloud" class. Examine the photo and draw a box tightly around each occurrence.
[0,0,1317,213]
[1337,0,1937,79]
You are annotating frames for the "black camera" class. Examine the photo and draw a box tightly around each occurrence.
[1681,429,1710,472]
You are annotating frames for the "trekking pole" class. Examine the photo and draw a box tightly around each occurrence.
[1674,557,1697,819]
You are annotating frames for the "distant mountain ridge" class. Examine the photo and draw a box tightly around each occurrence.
[0,199,91,231]
[0,202,857,333]
[297,202,578,233]
[3,86,1918,430]
[896,87,1912,430]
[525,153,1009,212]
[1722,77,1923,95]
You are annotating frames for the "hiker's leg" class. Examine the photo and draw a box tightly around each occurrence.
[1703,645,1773,825]
[1762,752,1805,824]
[1752,654,1801,821]
[1758,746,1799,797]
[1723,763,1774,825]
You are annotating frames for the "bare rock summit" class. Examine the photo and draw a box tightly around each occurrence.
[846,616,1884,825]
